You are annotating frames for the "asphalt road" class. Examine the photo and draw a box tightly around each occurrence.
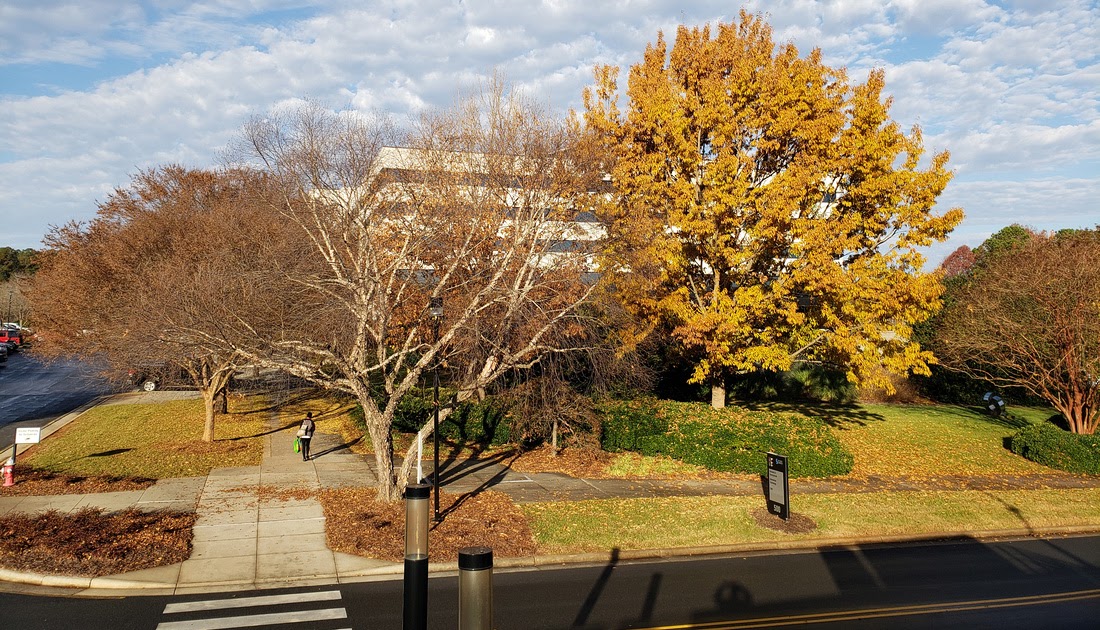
[0,350,117,450]
[1,534,1097,629]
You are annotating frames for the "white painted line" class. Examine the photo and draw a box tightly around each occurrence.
[163,590,341,613]
[157,607,346,629]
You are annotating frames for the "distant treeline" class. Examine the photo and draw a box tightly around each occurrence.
[0,247,38,281]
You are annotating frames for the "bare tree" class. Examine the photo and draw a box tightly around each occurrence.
[229,84,604,500]
[935,229,1100,434]
[29,166,285,441]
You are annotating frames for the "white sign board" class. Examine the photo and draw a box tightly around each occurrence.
[15,427,41,444]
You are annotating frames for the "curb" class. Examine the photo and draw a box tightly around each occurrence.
[485,524,1100,571]
[8,525,1100,594]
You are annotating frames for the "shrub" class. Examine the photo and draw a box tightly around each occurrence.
[443,398,511,446]
[598,398,853,478]
[1008,422,1100,474]
[728,366,856,403]
[598,397,669,452]
[353,390,511,446]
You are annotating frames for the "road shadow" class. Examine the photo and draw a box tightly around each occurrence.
[690,580,755,623]
[681,535,1100,626]
[572,548,620,627]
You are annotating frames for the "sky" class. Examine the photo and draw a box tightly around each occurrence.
[1,0,1097,267]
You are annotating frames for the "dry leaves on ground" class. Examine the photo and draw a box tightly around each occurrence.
[0,467,155,496]
[0,508,196,577]
[319,487,537,563]
[505,444,613,478]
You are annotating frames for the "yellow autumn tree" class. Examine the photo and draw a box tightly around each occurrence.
[584,11,963,408]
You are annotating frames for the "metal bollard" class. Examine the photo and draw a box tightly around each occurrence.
[403,483,431,630]
[458,546,493,630]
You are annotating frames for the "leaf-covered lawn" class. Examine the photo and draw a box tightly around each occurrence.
[19,397,267,479]
[522,488,1100,554]
[825,404,1055,478]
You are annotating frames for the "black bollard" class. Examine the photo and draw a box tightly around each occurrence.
[458,546,493,630]
[403,484,431,630]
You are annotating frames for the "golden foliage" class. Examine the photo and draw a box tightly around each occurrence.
[584,10,962,399]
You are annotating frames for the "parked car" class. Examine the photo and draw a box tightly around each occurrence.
[127,364,192,391]
[128,367,163,391]
[0,328,20,351]
[0,343,7,363]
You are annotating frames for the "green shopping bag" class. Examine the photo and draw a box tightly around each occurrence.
[294,437,301,453]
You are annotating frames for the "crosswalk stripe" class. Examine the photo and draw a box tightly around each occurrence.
[156,606,347,630]
[163,590,342,614]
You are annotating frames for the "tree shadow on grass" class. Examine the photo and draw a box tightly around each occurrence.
[230,399,350,440]
[87,448,132,457]
[960,406,1032,430]
[231,389,328,415]
[737,400,886,429]
[229,418,302,440]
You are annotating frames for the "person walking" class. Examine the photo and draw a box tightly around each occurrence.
[297,412,316,461]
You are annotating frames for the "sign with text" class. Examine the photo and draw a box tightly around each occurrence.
[15,427,41,444]
[766,452,789,521]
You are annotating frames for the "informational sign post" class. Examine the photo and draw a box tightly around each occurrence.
[15,427,41,445]
[766,452,790,521]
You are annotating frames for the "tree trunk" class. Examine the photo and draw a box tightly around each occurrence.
[1066,405,1097,435]
[202,389,217,442]
[216,387,228,414]
[358,394,399,501]
[551,418,559,455]
[710,381,726,409]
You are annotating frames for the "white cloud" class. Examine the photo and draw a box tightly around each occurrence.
[0,0,1098,258]
[888,0,1004,35]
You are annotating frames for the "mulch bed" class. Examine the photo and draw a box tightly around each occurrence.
[0,508,196,577]
[750,508,818,534]
[319,487,537,563]
[506,444,613,478]
[0,468,155,496]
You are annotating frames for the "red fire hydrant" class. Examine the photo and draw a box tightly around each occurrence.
[2,458,14,487]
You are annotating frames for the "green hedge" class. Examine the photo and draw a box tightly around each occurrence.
[394,390,511,446]
[1008,422,1100,474]
[442,398,511,446]
[599,398,853,478]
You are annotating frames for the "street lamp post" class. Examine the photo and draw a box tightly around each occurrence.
[429,296,444,522]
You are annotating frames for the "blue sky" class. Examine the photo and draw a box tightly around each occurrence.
[2,0,1098,266]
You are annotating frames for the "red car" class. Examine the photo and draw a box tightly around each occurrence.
[0,328,22,349]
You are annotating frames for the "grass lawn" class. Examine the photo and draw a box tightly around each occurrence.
[530,401,1064,482]
[521,401,1098,555]
[522,488,1100,554]
[20,397,268,479]
[782,403,1057,478]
